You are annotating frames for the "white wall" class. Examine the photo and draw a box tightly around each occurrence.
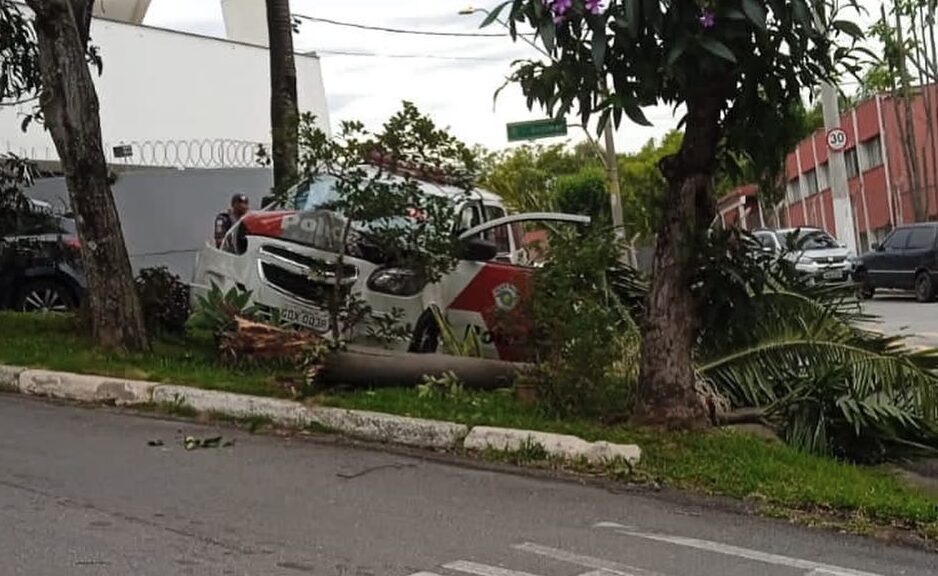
[92,0,152,24]
[1,15,330,165]
[221,0,269,47]
[26,168,276,278]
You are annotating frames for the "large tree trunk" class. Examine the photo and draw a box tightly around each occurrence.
[266,0,299,194]
[27,0,149,352]
[631,87,727,429]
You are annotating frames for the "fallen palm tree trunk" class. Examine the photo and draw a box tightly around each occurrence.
[219,317,526,390]
[320,345,527,390]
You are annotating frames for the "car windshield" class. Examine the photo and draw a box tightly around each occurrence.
[293,175,341,212]
[783,230,840,250]
[290,174,480,233]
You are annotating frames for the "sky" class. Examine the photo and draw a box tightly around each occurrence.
[142,0,679,154]
[142,0,881,155]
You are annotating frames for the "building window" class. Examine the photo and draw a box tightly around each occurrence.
[786,179,800,202]
[845,148,860,179]
[818,163,830,190]
[803,169,819,196]
[860,136,884,169]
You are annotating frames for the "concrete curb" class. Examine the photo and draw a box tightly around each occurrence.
[2,364,640,463]
[151,385,312,428]
[18,369,154,406]
[0,365,25,392]
[464,426,641,465]
[307,406,468,450]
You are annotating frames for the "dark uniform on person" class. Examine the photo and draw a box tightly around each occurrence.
[215,193,249,249]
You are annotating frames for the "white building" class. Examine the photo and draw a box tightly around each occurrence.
[2,0,331,168]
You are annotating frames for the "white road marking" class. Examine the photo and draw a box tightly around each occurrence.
[514,543,668,576]
[616,531,884,576]
[443,560,545,576]
[407,573,445,576]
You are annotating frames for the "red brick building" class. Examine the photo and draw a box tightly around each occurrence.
[718,86,938,251]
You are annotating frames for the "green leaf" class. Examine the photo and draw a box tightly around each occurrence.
[591,24,607,70]
[625,0,640,37]
[667,36,689,66]
[539,20,556,53]
[480,1,511,28]
[699,37,737,63]
[621,96,652,126]
[791,0,812,27]
[832,19,864,39]
[741,0,767,30]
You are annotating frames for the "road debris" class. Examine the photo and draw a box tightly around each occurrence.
[183,435,228,450]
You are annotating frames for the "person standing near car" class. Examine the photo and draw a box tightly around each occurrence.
[214,193,250,248]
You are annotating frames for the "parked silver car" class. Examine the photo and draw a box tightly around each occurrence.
[752,228,853,282]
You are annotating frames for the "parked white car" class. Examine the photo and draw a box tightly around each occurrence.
[191,174,588,360]
[753,227,853,282]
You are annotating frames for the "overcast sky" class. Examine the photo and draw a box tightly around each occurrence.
[143,0,878,155]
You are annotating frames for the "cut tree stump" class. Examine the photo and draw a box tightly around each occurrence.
[219,317,323,363]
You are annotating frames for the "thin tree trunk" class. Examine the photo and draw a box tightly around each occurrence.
[27,0,149,352]
[631,86,726,429]
[894,5,925,221]
[266,0,299,194]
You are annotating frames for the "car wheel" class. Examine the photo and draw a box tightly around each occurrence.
[408,309,440,353]
[915,272,936,302]
[15,279,77,313]
[854,271,875,300]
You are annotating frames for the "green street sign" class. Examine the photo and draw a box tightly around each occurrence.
[506,118,568,142]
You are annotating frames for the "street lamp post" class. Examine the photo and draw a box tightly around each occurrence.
[460,6,631,262]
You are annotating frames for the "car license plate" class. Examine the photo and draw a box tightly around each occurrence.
[280,306,330,333]
[824,270,844,280]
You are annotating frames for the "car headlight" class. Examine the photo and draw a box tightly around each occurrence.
[797,255,816,266]
[367,267,425,296]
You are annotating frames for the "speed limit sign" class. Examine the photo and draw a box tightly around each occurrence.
[827,128,848,152]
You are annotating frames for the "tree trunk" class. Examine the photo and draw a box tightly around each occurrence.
[893,6,926,222]
[266,0,299,194]
[631,87,727,429]
[27,0,149,352]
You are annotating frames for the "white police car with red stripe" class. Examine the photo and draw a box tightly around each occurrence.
[191,172,588,360]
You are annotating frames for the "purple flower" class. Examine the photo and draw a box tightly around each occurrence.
[699,10,716,28]
[541,0,573,23]
[585,0,605,14]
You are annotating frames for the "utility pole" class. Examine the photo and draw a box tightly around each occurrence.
[813,6,858,254]
[821,83,858,254]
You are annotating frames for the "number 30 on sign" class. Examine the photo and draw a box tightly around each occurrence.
[826,128,848,152]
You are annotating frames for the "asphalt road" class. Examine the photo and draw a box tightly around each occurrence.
[1,395,936,576]
[862,295,938,348]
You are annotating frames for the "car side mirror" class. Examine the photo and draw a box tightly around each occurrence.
[459,237,498,262]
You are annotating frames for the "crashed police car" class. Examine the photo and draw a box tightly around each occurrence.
[191,169,587,360]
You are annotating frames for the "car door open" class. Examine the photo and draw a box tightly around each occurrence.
[445,212,591,361]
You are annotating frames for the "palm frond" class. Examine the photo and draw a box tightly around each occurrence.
[700,323,938,458]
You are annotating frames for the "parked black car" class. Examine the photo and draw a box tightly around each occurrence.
[853,222,938,302]
[0,200,84,312]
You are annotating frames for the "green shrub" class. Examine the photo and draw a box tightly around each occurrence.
[521,228,638,421]
[553,167,610,224]
[135,267,191,336]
